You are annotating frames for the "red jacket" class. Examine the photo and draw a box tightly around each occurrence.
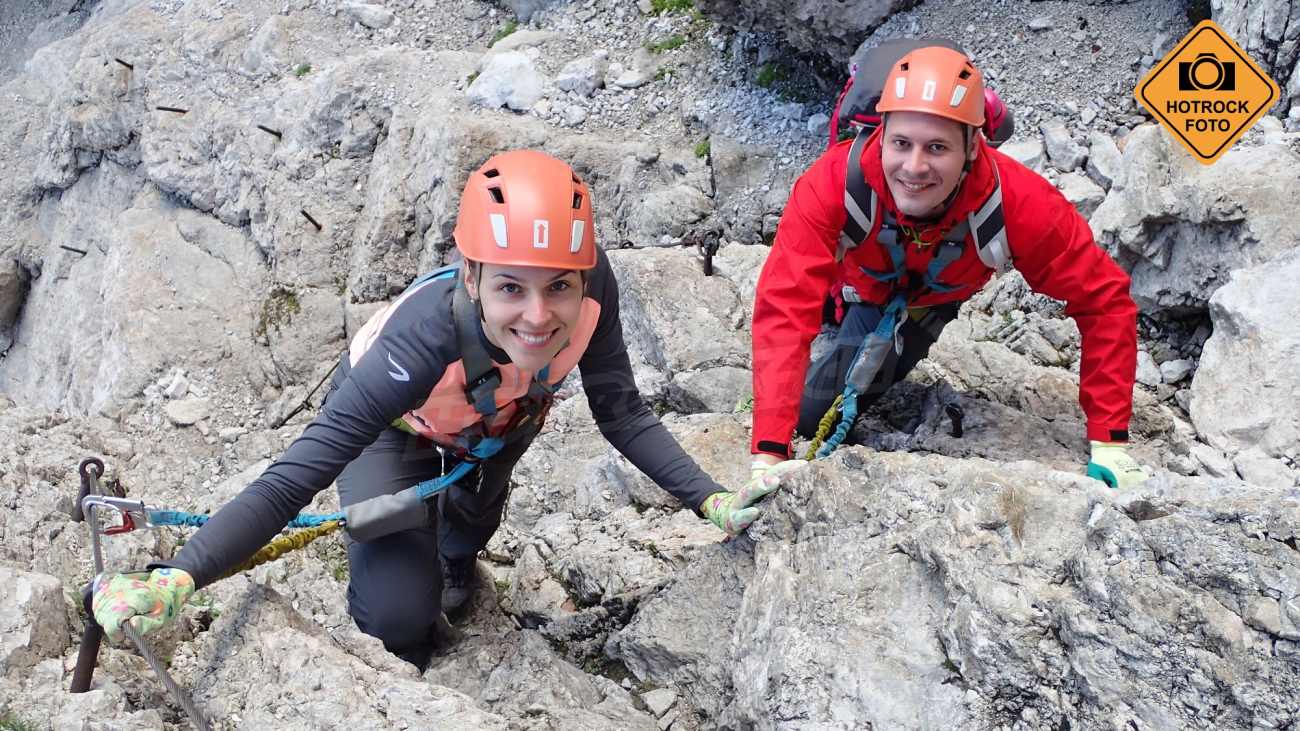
[751,129,1138,457]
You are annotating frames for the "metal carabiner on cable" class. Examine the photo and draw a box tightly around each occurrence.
[81,494,154,536]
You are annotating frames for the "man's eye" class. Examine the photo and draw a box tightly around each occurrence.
[929,144,947,153]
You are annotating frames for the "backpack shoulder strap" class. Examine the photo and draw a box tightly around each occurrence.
[839,126,878,261]
[452,278,501,417]
[967,162,1011,272]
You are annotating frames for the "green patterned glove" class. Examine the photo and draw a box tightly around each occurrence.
[1086,441,1151,489]
[701,460,804,536]
[92,568,195,642]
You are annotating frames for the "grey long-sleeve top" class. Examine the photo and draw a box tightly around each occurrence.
[161,247,722,588]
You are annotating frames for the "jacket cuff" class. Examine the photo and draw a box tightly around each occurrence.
[1086,423,1129,443]
[751,440,791,459]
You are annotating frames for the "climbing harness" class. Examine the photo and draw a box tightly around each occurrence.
[811,126,1009,459]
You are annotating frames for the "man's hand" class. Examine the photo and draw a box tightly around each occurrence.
[702,460,804,536]
[92,568,195,642]
[1086,441,1150,489]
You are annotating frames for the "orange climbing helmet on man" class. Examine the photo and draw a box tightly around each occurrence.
[453,149,598,270]
[875,45,986,129]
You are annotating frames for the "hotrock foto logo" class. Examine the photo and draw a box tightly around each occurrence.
[1136,19,1280,165]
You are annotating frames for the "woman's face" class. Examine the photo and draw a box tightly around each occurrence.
[464,263,585,373]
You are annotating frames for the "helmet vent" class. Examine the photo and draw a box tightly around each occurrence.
[572,192,583,210]
[488,186,505,204]
[958,68,972,80]
[899,62,909,71]
[483,168,500,178]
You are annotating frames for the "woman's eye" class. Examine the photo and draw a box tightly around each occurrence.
[499,283,522,295]
[549,280,572,293]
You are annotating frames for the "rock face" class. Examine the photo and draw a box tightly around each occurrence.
[611,454,1300,729]
[0,566,69,676]
[608,247,750,412]
[1190,251,1300,480]
[697,0,920,63]
[1214,0,1300,119]
[1090,125,1300,316]
[0,258,27,352]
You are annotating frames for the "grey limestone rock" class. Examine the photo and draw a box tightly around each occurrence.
[1191,251,1300,465]
[556,51,609,97]
[999,137,1045,173]
[1086,130,1123,190]
[342,2,396,30]
[1091,125,1300,316]
[1214,0,1300,119]
[696,0,920,64]
[1041,120,1087,172]
[164,397,211,426]
[468,51,546,111]
[1057,171,1106,219]
[607,247,748,379]
[617,453,1300,729]
[1136,349,1162,387]
[0,566,69,676]
[1159,358,1194,384]
[503,0,569,23]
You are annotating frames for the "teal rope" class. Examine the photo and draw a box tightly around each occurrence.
[411,436,504,500]
[148,437,507,531]
[150,509,344,528]
[815,386,859,459]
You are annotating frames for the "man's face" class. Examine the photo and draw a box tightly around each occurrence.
[464,263,585,373]
[881,111,975,219]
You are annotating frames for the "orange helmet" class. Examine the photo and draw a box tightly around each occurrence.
[875,46,985,128]
[453,150,597,270]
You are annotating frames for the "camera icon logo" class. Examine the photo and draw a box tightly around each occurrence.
[1178,53,1236,91]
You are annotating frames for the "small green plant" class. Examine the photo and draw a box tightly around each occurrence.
[646,34,686,54]
[293,63,312,78]
[654,66,672,82]
[733,394,754,413]
[693,139,711,159]
[188,591,221,619]
[494,578,511,595]
[488,19,518,47]
[651,0,693,14]
[756,62,786,88]
[0,713,40,731]
[254,286,301,339]
[467,70,479,85]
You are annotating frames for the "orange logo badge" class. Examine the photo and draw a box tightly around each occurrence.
[1136,20,1280,165]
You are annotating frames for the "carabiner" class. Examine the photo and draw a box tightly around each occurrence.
[81,495,153,535]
